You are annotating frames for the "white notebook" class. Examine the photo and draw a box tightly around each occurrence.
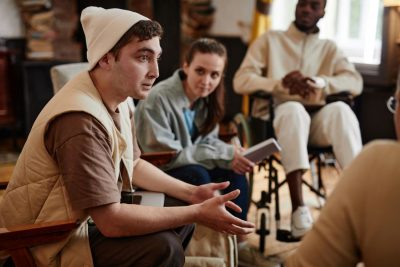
[133,191,165,207]
[242,138,281,163]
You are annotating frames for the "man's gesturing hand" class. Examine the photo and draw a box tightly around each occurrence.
[189,181,230,204]
[194,189,255,235]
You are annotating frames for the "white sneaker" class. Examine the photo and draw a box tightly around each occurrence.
[291,206,313,238]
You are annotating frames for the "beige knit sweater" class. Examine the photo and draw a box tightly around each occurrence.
[286,140,400,267]
[233,23,362,116]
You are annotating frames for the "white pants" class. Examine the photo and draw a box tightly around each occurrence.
[273,101,362,174]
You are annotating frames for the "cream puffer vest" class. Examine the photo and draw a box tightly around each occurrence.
[0,71,136,266]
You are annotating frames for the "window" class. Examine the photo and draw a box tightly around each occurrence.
[209,0,399,85]
[270,0,384,65]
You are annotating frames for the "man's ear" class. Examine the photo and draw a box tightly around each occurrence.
[98,53,113,70]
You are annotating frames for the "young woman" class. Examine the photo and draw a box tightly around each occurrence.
[135,38,254,221]
[135,38,279,266]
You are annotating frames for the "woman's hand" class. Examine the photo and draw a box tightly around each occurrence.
[231,147,255,175]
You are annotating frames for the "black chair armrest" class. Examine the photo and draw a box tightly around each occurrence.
[325,91,354,107]
[251,90,273,101]
[252,90,355,107]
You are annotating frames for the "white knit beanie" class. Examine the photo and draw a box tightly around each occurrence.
[81,6,149,70]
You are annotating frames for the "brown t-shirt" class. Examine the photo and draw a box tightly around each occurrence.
[45,110,140,210]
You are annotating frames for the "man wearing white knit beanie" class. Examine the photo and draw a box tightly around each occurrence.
[0,6,255,267]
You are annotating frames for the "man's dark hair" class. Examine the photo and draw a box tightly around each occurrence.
[110,20,163,60]
[298,0,327,8]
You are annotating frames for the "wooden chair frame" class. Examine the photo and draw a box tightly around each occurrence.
[0,220,78,267]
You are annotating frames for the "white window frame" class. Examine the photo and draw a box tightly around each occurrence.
[270,0,383,65]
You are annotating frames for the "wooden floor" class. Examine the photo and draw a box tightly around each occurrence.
[0,143,341,262]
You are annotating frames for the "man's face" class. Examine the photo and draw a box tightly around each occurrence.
[295,0,325,33]
[109,37,162,100]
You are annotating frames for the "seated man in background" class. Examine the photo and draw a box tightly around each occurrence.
[233,0,363,238]
[286,70,400,267]
[0,7,254,267]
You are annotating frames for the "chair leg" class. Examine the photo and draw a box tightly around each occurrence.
[307,152,328,207]
[317,154,322,187]
[301,179,326,198]
[8,248,36,267]
[258,213,268,253]
[253,158,276,253]
[248,171,257,208]
[255,191,270,253]
[317,153,327,194]
[302,155,326,198]
[268,158,280,227]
